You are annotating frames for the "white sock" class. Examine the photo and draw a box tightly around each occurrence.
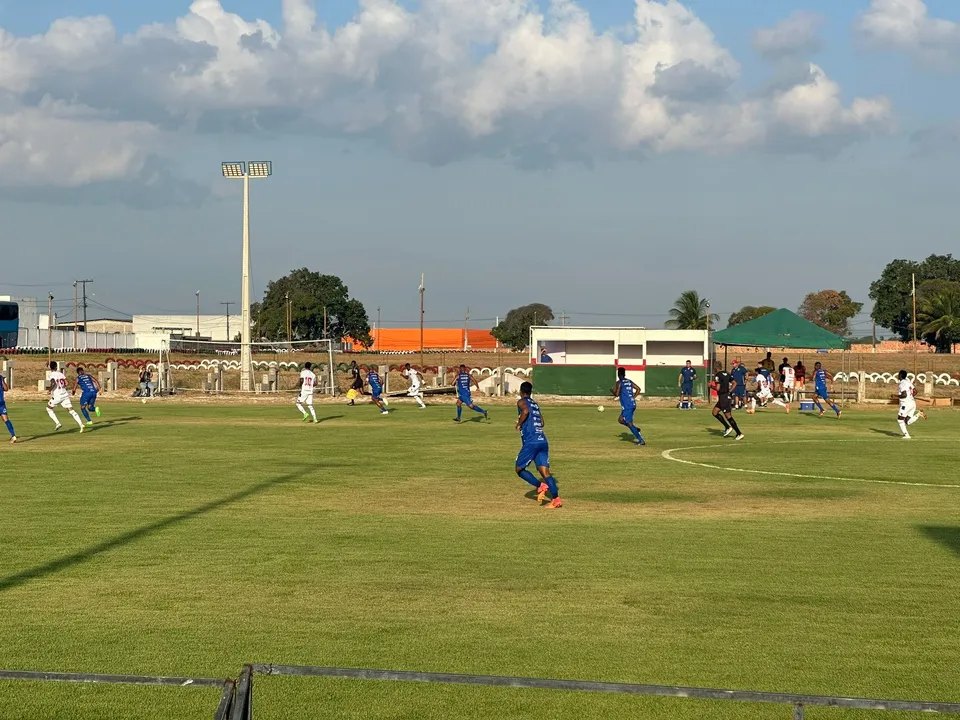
[309,406,317,420]
[296,402,306,415]
[47,407,59,425]
[417,396,426,408]
[750,398,756,411]
[773,399,786,407]
[898,419,908,436]
[907,414,919,426]
[69,410,84,428]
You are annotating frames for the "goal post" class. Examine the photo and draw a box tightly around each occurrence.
[162,338,338,395]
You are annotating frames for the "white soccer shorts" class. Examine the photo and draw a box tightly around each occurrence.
[407,384,422,397]
[899,399,916,417]
[298,391,314,406]
[48,393,72,409]
[757,388,773,400]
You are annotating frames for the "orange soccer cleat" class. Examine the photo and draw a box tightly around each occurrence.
[546,497,563,509]
[536,483,550,503]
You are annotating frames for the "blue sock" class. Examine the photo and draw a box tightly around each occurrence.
[80,407,91,422]
[456,405,462,421]
[814,401,823,411]
[4,419,14,437]
[545,475,559,499]
[518,469,540,488]
[833,404,840,416]
[630,424,643,442]
[473,405,486,415]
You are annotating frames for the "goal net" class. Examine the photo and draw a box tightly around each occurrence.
[157,338,337,395]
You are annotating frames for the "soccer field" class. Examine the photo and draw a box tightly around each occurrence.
[1,400,958,719]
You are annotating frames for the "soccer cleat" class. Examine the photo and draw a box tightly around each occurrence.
[918,411,927,421]
[381,410,389,415]
[902,434,911,440]
[483,410,489,420]
[636,437,645,446]
[79,425,84,433]
[9,436,16,444]
[546,497,563,509]
[735,434,745,441]
[818,411,825,417]
[95,407,101,417]
[785,405,790,413]
[312,418,319,424]
[86,421,93,427]
[836,411,842,419]
[54,424,62,431]
[537,482,550,503]
[723,428,733,438]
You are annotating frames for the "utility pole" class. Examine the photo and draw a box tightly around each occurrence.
[464,307,470,351]
[196,291,201,338]
[419,274,425,371]
[912,273,918,378]
[77,279,93,331]
[221,301,233,341]
[323,306,328,339]
[872,320,877,354]
[285,292,292,342]
[73,281,78,347]
[561,310,567,327]
[47,294,53,364]
[376,307,381,352]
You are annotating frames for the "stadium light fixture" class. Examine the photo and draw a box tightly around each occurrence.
[220,160,273,391]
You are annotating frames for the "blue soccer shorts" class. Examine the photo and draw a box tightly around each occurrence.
[516,440,550,469]
[620,407,636,425]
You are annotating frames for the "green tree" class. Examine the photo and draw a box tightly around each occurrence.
[916,282,960,353]
[665,290,717,330]
[798,289,863,336]
[492,303,553,351]
[251,268,371,344]
[869,254,960,341]
[727,305,776,327]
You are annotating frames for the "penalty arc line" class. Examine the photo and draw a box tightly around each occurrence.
[660,439,960,490]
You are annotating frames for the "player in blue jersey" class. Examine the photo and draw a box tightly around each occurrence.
[515,381,561,509]
[730,359,749,410]
[453,365,488,422]
[612,367,644,445]
[812,362,841,418]
[72,367,102,426]
[678,360,697,407]
[0,375,16,444]
[366,369,389,415]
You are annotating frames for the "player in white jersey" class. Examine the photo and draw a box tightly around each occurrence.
[402,363,427,408]
[45,361,85,431]
[781,364,796,404]
[296,362,318,423]
[748,370,789,414]
[896,370,925,439]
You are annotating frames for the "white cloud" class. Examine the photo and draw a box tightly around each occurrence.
[0,0,892,198]
[856,0,960,62]
[753,11,824,60]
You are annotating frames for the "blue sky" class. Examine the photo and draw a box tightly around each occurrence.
[2,0,960,334]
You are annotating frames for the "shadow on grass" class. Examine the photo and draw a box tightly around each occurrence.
[579,490,706,504]
[0,466,307,593]
[17,416,142,443]
[316,415,344,424]
[869,428,902,438]
[918,526,960,559]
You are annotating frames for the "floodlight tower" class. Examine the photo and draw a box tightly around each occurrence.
[221,161,272,392]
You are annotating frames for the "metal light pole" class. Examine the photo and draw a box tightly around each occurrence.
[221,161,272,392]
[195,291,201,338]
[419,273,425,371]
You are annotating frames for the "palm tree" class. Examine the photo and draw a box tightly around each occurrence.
[917,287,960,353]
[666,290,719,330]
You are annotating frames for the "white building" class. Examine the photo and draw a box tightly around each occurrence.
[132,315,243,342]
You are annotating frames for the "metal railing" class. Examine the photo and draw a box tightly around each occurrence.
[3,664,959,718]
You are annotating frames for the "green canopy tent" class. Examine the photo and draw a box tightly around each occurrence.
[712,308,851,401]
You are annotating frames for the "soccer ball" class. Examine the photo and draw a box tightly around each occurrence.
[598,405,605,412]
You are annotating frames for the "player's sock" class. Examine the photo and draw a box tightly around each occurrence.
[4,419,14,438]
[715,414,730,430]
[629,424,643,442]
[69,410,84,428]
[80,407,91,422]
[518,469,539,488]
[814,400,824,412]
[416,395,426,408]
[46,407,59,425]
[907,414,919,426]
[728,417,743,436]
[898,419,908,436]
[309,406,317,421]
[473,405,486,415]
[772,399,786,408]
[456,405,462,421]
[296,402,306,416]
[750,398,756,412]
[833,404,840,416]
[545,475,559,499]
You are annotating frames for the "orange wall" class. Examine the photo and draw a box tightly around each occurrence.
[346,328,498,351]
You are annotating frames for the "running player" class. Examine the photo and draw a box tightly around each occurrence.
[453,365,487,422]
[731,360,749,410]
[749,370,788,413]
[812,362,841,418]
[347,360,364,406]
[367,368,389,415]
[515,381,561,509]
[896,370,926,439]
[46,361,84,431]
[794,360,806,400]
[296,362,319,423]
[0,374,16,443]
[678,360,697,407]
[402,363,427,409]
[72,367,102,426]
[782,362,796,404]
[712,362,744,440]
[612,367,644,445]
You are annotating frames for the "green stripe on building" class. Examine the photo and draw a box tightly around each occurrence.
[532,365,614,396]
[644,366,706,398]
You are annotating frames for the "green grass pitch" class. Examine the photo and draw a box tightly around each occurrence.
[0,399,958,719]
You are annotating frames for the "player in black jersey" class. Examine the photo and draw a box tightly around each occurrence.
[711,361,744,440]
